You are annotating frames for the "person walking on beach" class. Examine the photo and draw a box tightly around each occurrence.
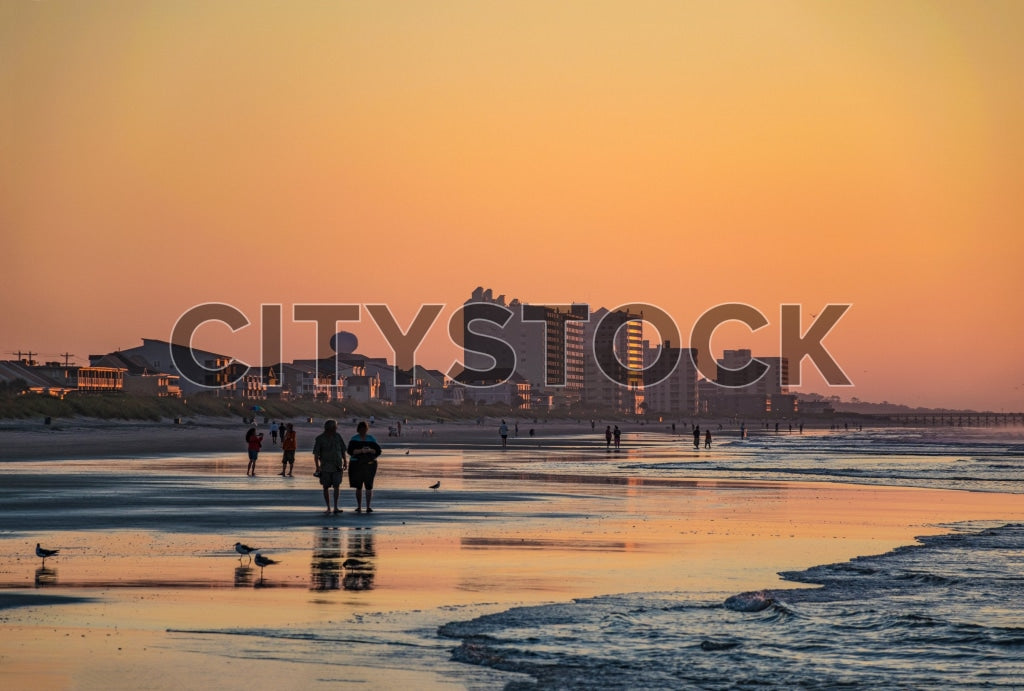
[605,425,612,449]
[270,421,279,445]
[693,425,700,449]
[279,423,296,477]
[313,420,347,515]
[499,420,509,448]
[246,427,264,476]
[613,425,621,450]
[347,421,381,513]
[705,429,712,448]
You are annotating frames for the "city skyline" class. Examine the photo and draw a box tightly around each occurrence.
[3,3,1022,411]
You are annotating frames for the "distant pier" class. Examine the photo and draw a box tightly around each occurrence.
[883,412,1024,427]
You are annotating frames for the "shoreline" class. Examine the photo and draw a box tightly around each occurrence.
[2,425,1023,688]
[4,413,1013,463]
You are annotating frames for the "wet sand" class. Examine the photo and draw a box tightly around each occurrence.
[2,421,1023,689]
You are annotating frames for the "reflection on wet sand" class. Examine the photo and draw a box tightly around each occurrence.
[310,527,376,591]
[234,565,254,588]
[343,528,375,591]
[35,566,57,588]
[311,527,343,591]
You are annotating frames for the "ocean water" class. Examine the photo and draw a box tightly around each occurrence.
[438,523,1024,689]
[467,426,1024,494]
[7,425,1022,688]
[433,426,1024,688]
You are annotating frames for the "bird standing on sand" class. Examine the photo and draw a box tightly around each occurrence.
[429,481,440,489]
[36,543,59,563]
[234,542,259,562]
[253,552,279,578]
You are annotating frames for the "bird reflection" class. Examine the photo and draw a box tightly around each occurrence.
[311,527,342,591]
[310,527,376,591]
[35,566,57,588]
[234,565,255,587]
[342,527,375,591]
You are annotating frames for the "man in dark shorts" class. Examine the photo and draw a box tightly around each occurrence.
[279,423,297,476]
[313,419,347,515]
[346,421,381,513]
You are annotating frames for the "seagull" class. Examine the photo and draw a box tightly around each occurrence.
[253,552,279,578]
[234,542,259,562]
[36,543,59,562]
[405,449,410,455]
[429,481,440,489]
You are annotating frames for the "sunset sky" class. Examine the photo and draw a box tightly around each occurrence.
[3,1,1022,411]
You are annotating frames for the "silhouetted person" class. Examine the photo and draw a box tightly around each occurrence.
[705,429,712,448]
[693,425,700,449]
[347,420,381,513]
[313,419,347,515]
[613,425,621,450]
[280,423,296,476]
[246,427,263,476]
[605,425,612,449]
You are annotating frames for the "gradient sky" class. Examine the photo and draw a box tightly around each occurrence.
[3,1,1022,411]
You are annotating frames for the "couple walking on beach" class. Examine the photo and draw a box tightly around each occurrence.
[313,419,382,515]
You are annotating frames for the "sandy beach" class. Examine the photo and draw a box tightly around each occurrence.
[2,418,1023,688]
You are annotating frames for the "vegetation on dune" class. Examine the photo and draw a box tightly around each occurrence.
[0,384,625,423]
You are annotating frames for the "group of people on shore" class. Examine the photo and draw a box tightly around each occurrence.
[244,419,381,515]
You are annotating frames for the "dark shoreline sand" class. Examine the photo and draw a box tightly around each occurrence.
[2,422,1023,688]
[0,414,835,461]
[0,416,609,461]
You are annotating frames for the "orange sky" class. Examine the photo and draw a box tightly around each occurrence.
[3,1,1022,411]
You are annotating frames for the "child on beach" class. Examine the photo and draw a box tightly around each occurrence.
[245,427,263,476]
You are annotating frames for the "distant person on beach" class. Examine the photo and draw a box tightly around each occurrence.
[347,421,381,513]
[270,421,279,444]
[279,423,296,477]
[313,419,347,515]
[705,429,712,448]
[693,426,700,449]
[245,427,263,476]
[605,425,612,449]
[613,425,621,450]
[499,420,509,448]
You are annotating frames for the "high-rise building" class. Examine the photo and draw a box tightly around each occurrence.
[583,306,644,414]
[706,349,792,416]
[461,287,586,407]
[642,339,698,416]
